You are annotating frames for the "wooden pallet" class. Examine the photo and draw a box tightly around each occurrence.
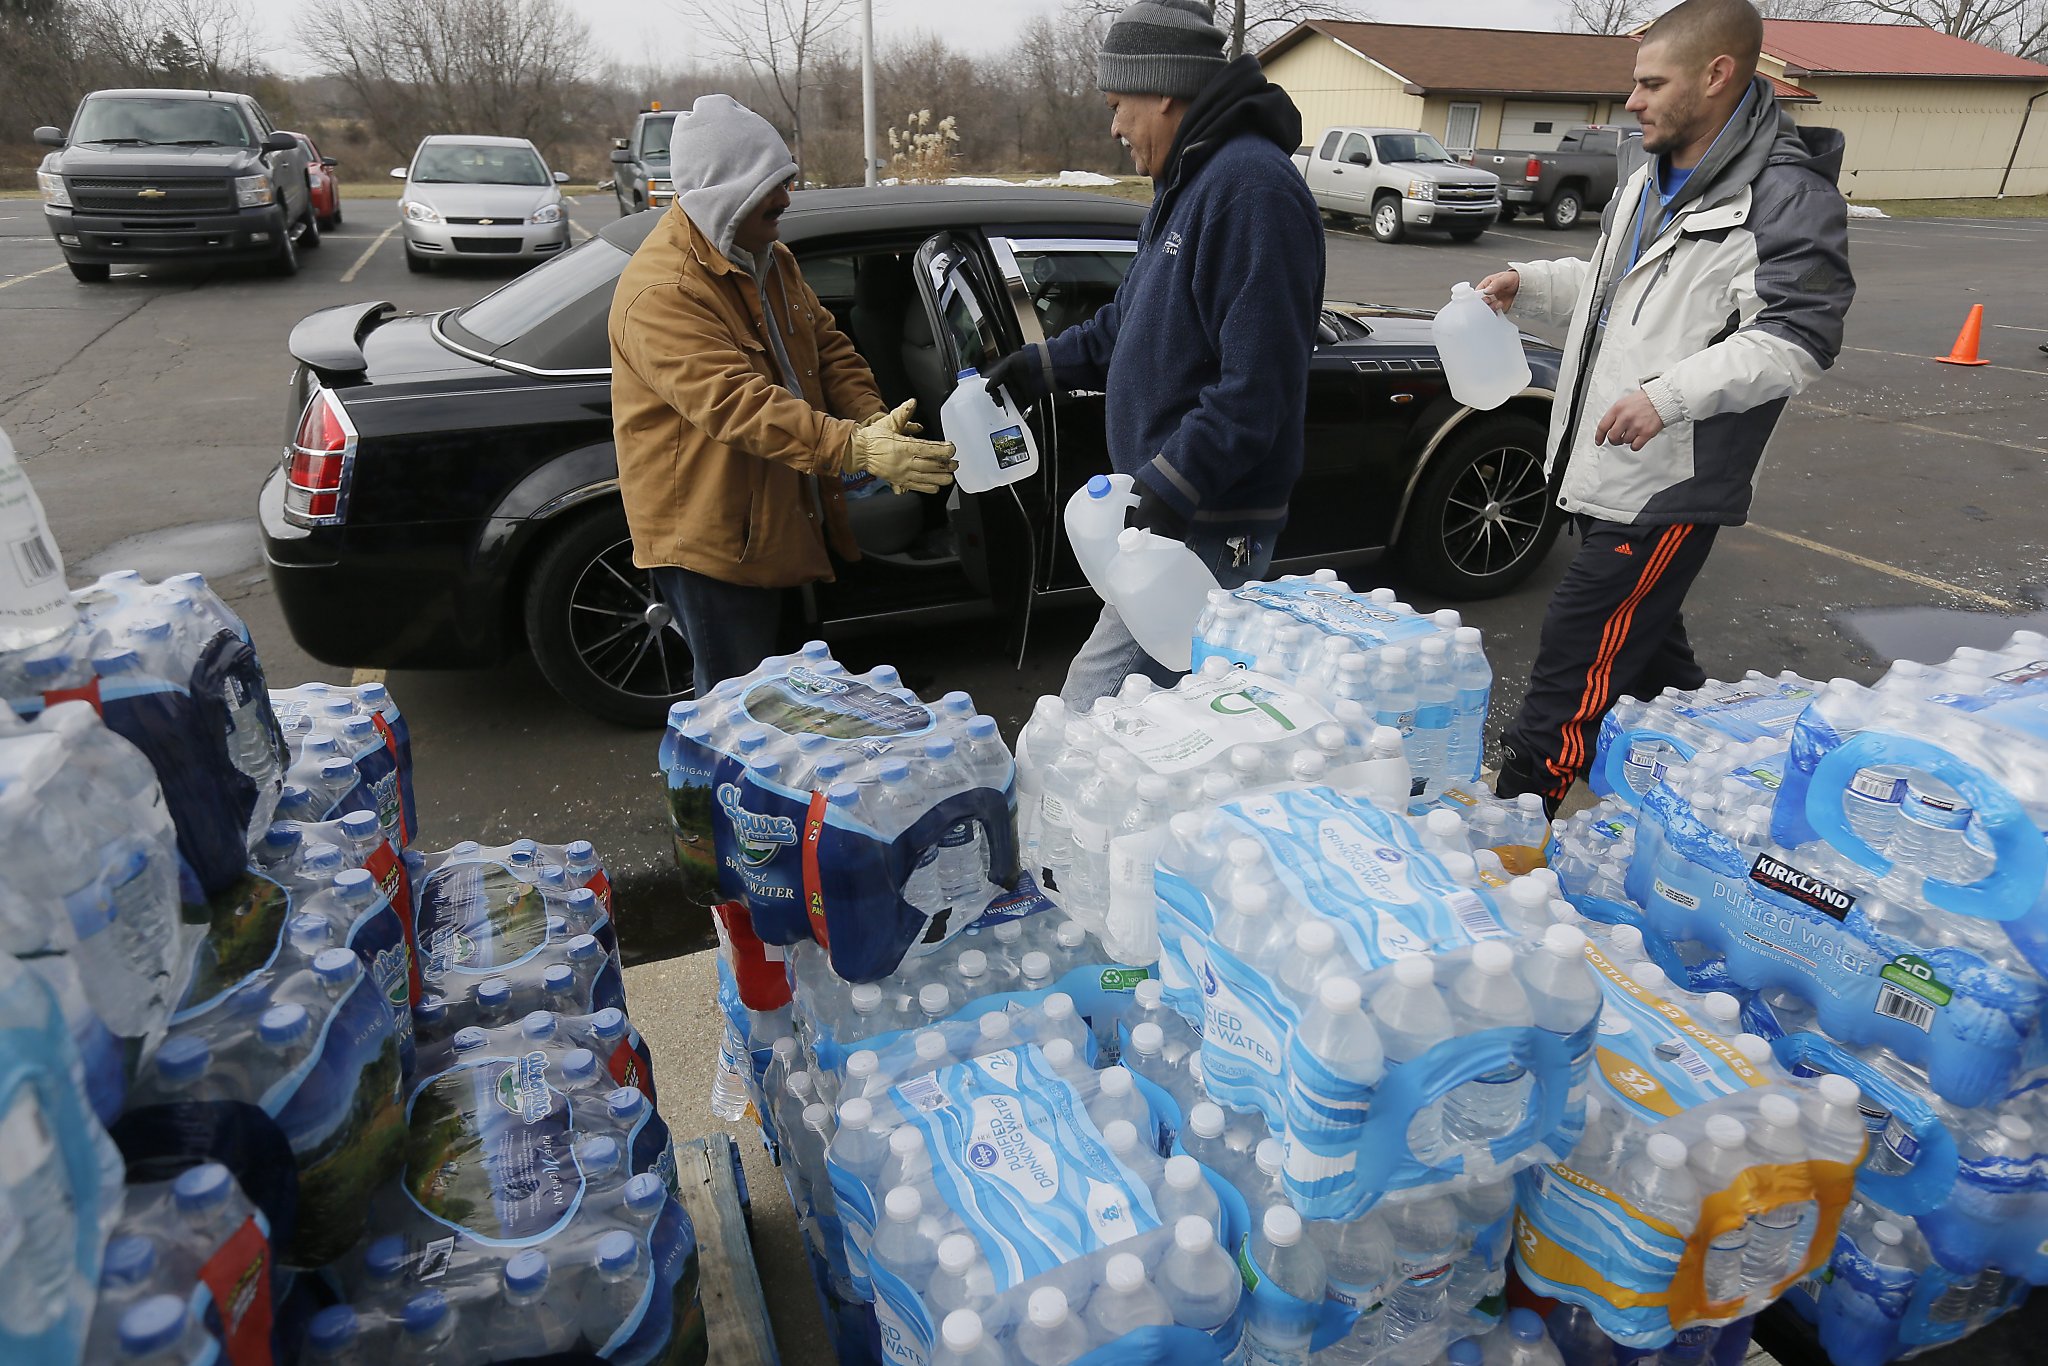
[674,1134,780,1365]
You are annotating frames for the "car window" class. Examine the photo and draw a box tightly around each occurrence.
[1373,133,1454,164]
[412,143,550,186]
[71,96,255,148]
[248,102,275,135]
[448,237,632,372]
[638,117,675,160]
[1010,247,1133,338]
[1318,130,1342,160]
[802,254,858,302]
[937,274,1002,374]
[1340,133,1370,165]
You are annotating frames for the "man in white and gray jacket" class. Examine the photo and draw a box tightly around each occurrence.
[1482,0,1853,814]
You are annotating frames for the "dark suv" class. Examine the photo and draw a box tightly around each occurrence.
[34,88,318,282]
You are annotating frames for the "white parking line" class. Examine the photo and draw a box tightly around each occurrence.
[1740,522,2022,611]
[1841,344,2047,378]
[0,261,65,291]
[1994,323,2048,333]
[1487,228,1580,250]
[570,221,592,242]
[339,223,399,284]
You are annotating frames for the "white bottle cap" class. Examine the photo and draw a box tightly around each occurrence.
[1549,899,1583,925]
[1263,1206,1303,1247]
[1609,925,1645,956]
[1021,951,1052,981]
[994,919,1024,944]
[1705,1115,1748,1148]
[1509,877,1550,910]
[1175,1214,1217,1251]
[1472,942,1515,976]
[1392,954,1436,989]
[1103,1119,1139,1153]
[1117,526,1145,550]
[919,984,951,1014]
[979,1012,1013,1042]
[1543,924,1588,957]
[1231,882,1273,916]
[1420,637,1447,659]
[1027,1287,1069,1327]
[1426,810,1465,840]
[889,1126,924,1159]
[1164,1154,1201,1190]
[1759,1094,1801,1129]
[1257,1138,1283,1176]
[1042,1038,1076,1069]
[1456,626,1482,646]
[1999,1114,2034,1142]
[1701,992,1742,1025]
[786,1072,814,1099]
[1733,1034,1775,1065]
[1044,991,1077,1023]
[958,950,987,980]
[884,1185,921,1221]
[1873,1220,1904,1246]
[941,1309,986,1352]
[847,1050,879,1081]
[1441,852,1478,883]
[1297,919,1337,954]
[1526,867,1561,895]
[1383,646,1408,667]
[1434,609,1462,629]
[1056,920,1087,950]
[1227,839,1264,868]
[804,1102,832,1131]
[771,1035,797,1061]
[849,984,884,1013]
[1106,1252,1146,1291]
[915,1031,948,1062]
[1100,1065,1135,1097]
[1318,977,1363,1013]
[839,1098,873,1128]
[1131,1021,1164,1056]
[1190,1102,1226,1138]
[1630,961,1669,991]
[1647,1133,1689,1168]
[1817,1074,1861,1108]
[937,1233,977,1276]
[1135,977,1164,1008]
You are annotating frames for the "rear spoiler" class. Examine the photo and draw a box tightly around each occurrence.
[288,300,395,382]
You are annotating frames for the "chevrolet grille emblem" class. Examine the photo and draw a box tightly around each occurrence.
[478,218,493,225]
[137,188,167,199]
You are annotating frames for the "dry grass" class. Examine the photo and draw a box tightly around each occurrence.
[1851,194,2048,220]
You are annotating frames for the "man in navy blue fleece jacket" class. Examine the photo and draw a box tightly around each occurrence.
[982,0,1324,708]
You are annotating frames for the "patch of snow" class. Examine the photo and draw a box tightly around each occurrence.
[937,170,1127,188]
[1846,204,1890,219]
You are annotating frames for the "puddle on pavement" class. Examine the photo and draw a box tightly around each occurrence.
[1836,596,2048,664]
[607,864,717,967]
[74,519,261,583]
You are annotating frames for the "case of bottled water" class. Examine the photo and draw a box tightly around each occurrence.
[271,680,417,847]
[1187,572,1491,802]
[408,837,627,1042]
[1588,673,1820,809]
[1422,783,1556,878]
[0,950,128,1366]
[1511,940,1866,1351]
[1148,784,1597,1218]
[82,1163,274,1366]
[4,569,289,901]
[660,645,1033,983]
[1547,799,1640,930]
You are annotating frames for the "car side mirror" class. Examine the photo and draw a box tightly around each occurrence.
[262,131,298,153]
[596,177,615,191]
[553,170,570,183]
[609,147,632,164]
[321,156,338,168]
[32,125,64,148]
[389,167,407,179]
[1346,152,1371,167]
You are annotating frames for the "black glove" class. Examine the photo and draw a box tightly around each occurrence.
[982,346,1048,407]
[1129,484,1190,542]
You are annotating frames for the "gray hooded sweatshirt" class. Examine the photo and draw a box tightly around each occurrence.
[670,94,807,395]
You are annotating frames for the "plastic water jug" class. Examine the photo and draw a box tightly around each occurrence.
[1433,283,1531,411]
[1062,473,1142,591]
[941,368,1040,493]
[1103,527,1220,672]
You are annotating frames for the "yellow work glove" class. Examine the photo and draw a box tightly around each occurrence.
[859,398,925,437]
[847,418,957,495]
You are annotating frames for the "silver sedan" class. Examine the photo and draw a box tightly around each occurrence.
[393,135,572,272]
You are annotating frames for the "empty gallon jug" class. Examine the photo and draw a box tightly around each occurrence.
[941,368,1040,493]
[1103,527,1221,672]
[1433,282,1532,411]
[1063,472,1142,590]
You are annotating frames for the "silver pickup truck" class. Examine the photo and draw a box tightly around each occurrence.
[1292,127,1502,244]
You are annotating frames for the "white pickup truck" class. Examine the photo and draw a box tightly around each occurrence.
[1292,127,1503,244]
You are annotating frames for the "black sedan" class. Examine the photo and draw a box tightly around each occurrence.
[262,186,1564,726]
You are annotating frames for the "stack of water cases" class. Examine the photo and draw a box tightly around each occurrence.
[1544,639,2048,1363]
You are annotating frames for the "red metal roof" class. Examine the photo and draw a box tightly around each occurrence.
[1761,19,2048,80]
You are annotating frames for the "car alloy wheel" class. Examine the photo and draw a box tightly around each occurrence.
[1547,189,1583,231]
[1372,198,1403,244]
[1398,413,1560,599]
[525,505,694,726]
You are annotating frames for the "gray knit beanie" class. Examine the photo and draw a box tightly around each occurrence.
[1098,0,1228,99]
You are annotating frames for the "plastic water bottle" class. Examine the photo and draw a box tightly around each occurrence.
[1449,1176,1516,1312]
[1244,1206,1328,1366]
[1088,1250,1176,1338]
[1160,1215,1242,1331]
[1298,976,1388,1096]
[1844,764,1910,848]
[873,1185,938,1294]
[1157,1153,1223,1229]
[577,1232,643,1351]
[1654,1325,1720,1366]
[1317,1211,1395,1362]
[1742,1094,1816,1293]
[1433,283,1533,409]
[1625,1134,1701,1235]
[1443,942,1535,1149]
[1546,1301,1618,1366]
[1501,1306,1568,1366]
[397,1288,459,1361]
[1383,1197,1457,1342]
[1373,648,1418,743]
[1182,1102,1234,1180]
[1411,638,1456,798]
[927,1234,995,1322]
[115,1294,212,1364]
[1369,956,1456,1164]
[1690,1116,1752,1304]
[486,1250,575,1356]
[1016,1286,1092,1366]
[1103,526,1221,674]
[301,1304,367,1364]
[1213,882,1289,973]
[1277,918,1341,1008]
[1122,1022,1188,1118]
[934,1308,1006,1366]
[1449,628,1493,784]
[1883,778,1975,885]
[1361,726,1413,812]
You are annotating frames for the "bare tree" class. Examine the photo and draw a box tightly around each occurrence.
[676,0,855,180]
[1561,0,1658,33]
[1834,0,2032,46]
[1068,0,1369,61]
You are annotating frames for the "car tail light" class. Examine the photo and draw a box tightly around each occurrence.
[1524,157,1542,183]
[284,386,356,526]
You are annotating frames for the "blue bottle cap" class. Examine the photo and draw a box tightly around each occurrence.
[748,756,782,781]
[966,715,998,740]
[565,887,599,918]
[606,1086,647,1120]
[940,690,972,714]
[365,1234,409,1283]
[318,756,356,783]
[521,1010,558,1040]
[476,976,512,1007]
[23,652,72,678]
[546,914,569,940]
[131,616,172,641]
[118,1294,189,1356]
[339,810,380,841]
[925,736,956,760]
[795,732,830,752]
[956,366,978,380]
[596,1229,640,1273]
[313,947,360,985]
[262,823,303,854]
[543,964,576,997]
[666,701,698,728]
[870,665,901,687]
[288,911,331,943]
[801,639,831,659]
[814,756,848,783]
[101,1235,157,1287]
[1087,474,1112,498]
[565,839,596,864]
[734,728,768,754]
[402,1289,449,1335]
[512,837,540,857]
[539,863,568,888]
[307,1305,360,1351]
[1508,1308,1545,1341]
[449,840,481,858]
[301,842,344,873]
[827,781,860,807]
[504,1249,551,1295]
[260,1002,311,1046]
[579,1134,622,1176]
[1447,1340,1484,1366]
[333,867,376,903]
[878,758,910,784]
[91,649,140,676]
[451,1027,489,1054]
[624,1171,666,1212]
[561,1048,598,1082]
[277,786,316,817]
[320,696,357,718]
[302,736,340,758]
[415,995,448,1026]
[156,1034,210,1082]
[342,716,376,742]
[591,1007,626,1041]
[172,1163,232,1213]
[357,681,388,706]
[566,933,601,963]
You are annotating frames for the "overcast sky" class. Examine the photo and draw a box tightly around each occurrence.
[255,0,1573,76]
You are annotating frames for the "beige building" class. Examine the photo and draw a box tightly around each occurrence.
[1260,19,2048,201]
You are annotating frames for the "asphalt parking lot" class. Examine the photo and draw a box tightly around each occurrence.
[4,194,2048,965]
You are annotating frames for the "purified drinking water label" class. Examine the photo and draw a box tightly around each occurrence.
[1090,670,1333,774]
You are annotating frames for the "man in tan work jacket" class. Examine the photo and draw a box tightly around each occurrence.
[610,94,956,696]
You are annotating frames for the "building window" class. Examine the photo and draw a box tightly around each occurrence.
[1446,102,1481,153]
[1534,121,1554,134]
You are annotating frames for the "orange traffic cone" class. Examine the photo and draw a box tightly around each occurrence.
[1937,304,1990,366]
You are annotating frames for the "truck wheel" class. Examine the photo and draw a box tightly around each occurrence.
[525,503,697,727]
[1545,188,1584,231]
[298,202,322,249]
[271,216,301,276]
[1498,203,1518,221]
[66,260,110,283]
[1370,195,1404,244]
[1398,413,1561,599]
